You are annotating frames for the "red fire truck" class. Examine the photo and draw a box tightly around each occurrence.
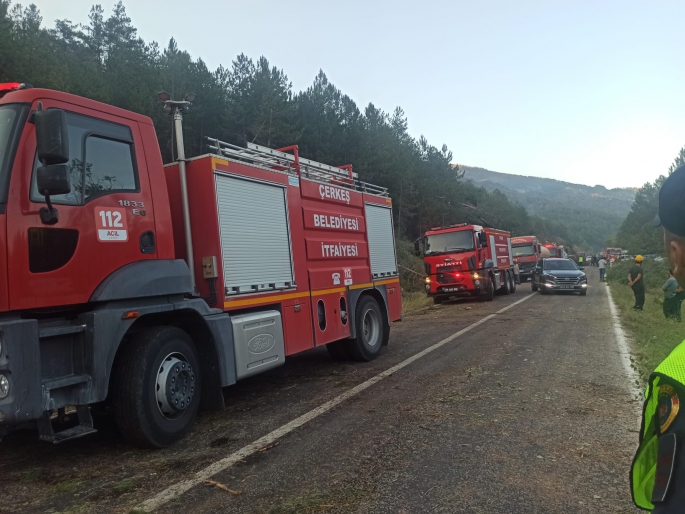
[543,242,562,258]
[604,247,623,262]
[511,235,540,282]
[0,83,401,447]
[417,224,516,304]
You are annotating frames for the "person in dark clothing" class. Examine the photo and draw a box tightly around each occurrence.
[663,270,680,321]
[629,255,645,310]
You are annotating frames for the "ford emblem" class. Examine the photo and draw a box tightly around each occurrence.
[248,334,275,354]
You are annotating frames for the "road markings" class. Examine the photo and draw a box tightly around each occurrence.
[136,293,536,512]
[605,285,643,402]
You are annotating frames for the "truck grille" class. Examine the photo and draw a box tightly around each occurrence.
[437,273,460,284]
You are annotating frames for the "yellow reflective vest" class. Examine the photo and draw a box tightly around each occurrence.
[631,339,685,510]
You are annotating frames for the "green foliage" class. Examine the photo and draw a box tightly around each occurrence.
[0,1,537,241]
[462,166,636,250]
[614,145,685,255]
[615,177,665,255]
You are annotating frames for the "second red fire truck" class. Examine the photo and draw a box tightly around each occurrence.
[511,235,540,282]
[416,224,516,304]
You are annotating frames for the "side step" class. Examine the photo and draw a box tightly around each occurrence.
[37,405,97,444]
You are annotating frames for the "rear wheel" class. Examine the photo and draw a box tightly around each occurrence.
[113,327,201,448]
[501,271,511,295]
[346,296,389,361]
[510,272,517,293]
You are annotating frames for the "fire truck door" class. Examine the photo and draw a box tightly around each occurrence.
[7,102,156,310]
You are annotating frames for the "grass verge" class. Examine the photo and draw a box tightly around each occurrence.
[607,261,685,380]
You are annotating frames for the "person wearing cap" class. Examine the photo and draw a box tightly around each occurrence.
[631,164,685,511]
[629,255,645,310]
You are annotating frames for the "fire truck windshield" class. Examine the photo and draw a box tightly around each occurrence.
[425,230,474,255]
[512,244,535,257]
[0,104,24,200]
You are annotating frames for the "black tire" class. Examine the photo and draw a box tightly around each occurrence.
[541,285,549,295]
[433,296,444,305]
[485,276,495,302]
[346,295,389,361]
[580,289,587,296]
[501,271,511,295]
[531,279,538,292]
[113,327,201,448]
[326,340,350,361]
[510,272,517,293]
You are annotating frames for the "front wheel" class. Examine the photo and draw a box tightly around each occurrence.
[485,276,495,302]
[531,280,538,292]
[113,327,201,448]
[580,289,587,296]
[346,296,389,361]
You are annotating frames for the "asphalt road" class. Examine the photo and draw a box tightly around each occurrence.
[0,267,642,514]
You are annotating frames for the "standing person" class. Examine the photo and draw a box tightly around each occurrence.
[631,164,685,511]
[662,270,680,321]
[513,260,520,284]
[598,256,607,281]
[629,255,645,310]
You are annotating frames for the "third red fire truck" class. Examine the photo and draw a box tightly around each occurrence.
[417,224,516,304]
[511,235,540,282]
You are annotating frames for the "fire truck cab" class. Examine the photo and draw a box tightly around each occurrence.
[511,235,540,282]
[417,224,516,304]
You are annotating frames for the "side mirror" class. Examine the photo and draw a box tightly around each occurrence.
[35,109,69,165]
[483,259,494,269]
[37,164,71,196]
[34,109,70,225]
[414,238,421,256]
[478,232,488,247]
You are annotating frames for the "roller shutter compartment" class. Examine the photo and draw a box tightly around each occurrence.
[215,173,295,295]
[365,203,397,278]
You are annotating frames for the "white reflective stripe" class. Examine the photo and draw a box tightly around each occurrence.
[507,238,513,265]
[365,204,397,277]
[215,174,294,291]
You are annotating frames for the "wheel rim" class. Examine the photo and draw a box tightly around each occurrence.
[156,352,196,420]
[362,308,381,348]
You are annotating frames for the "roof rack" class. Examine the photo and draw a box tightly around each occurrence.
[205,137,389,197]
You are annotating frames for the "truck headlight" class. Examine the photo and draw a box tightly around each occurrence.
[472,272,480,279]
[424,277,431,284]
[0,375,9,399]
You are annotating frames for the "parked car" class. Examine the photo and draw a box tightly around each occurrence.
[531,258,588,296]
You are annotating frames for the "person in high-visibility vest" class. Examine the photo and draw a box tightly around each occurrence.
[631,164,685,511]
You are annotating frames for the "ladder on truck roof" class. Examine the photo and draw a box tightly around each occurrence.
[205,137,389,197]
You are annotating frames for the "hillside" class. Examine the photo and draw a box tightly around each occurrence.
[460,166,636,251]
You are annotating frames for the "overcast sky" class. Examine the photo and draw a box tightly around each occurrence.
[26,0,685,189]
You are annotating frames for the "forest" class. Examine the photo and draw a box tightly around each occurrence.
[0,0,623,254]
[613,147,685,256]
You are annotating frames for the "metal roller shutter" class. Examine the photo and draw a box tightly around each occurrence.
[365,203,397,278]
[215,173,295,294]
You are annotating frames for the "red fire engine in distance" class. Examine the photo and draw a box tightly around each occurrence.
[511,235,541,282]
[416,223,517,304]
